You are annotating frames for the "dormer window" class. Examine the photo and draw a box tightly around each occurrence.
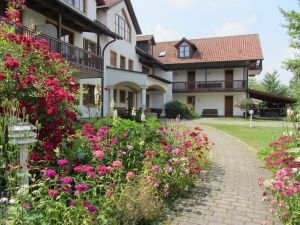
[175,37,197,59]
[179,44,191,58]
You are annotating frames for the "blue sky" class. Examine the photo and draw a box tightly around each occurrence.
[131,0,299,84]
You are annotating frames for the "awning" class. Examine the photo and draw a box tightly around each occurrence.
[249,89,297,104]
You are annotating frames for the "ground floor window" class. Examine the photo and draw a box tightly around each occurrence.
[119,90,126,103]
[83,84,95,105]
[187,96,196,107]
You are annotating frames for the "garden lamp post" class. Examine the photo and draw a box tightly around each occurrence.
[8,122,37,186]
[249,110,254,128]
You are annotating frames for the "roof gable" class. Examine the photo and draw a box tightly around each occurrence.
[137,35,156,45]
[174,37,197,50]
[97,0,142,34]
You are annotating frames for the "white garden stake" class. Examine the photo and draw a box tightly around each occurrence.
[8,122,37,186]
[249,110,254,128]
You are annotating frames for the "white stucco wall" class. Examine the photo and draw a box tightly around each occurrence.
[173,92,246,117]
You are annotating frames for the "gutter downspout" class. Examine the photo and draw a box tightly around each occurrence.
[101,38,117,117]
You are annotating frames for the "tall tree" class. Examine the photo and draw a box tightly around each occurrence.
[280,6,300,100]
[261,70,290,95]
[249,77,264,91]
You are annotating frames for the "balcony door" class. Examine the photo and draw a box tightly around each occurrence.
[225,70,234,89]
[187,71,195,91]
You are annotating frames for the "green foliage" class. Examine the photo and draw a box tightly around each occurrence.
[262,70,291,96]
[165,100,198,120]
[280,7,300,101]
[249,77,264,91]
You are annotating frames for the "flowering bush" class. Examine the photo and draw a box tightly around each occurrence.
[0,1,78,164]
[258,130,300,224]
[5,118,210,224]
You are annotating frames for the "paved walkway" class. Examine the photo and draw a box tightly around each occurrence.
[169,122,282,225]
[197,118,293,128]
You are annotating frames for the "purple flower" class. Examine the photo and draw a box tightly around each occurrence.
[87,205,98,212]
[68,201,77,206]
[48,189,58,197]
[43,169,57,178]
[75,184,89,192]
[154,182,161,188]
[60,177,73,184]
[61,186,72,192]
[57,159,69,166]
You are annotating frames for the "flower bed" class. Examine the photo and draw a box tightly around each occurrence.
[3,118,210,224]
[258,131,300,225]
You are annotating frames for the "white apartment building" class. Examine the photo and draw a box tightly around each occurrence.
[1,0,264,118]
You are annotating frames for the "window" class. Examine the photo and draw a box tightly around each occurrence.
[119,90,126,103]
[46,21,74,44]
[120,55,126,70]
[83,39,97,54]
[83,84,95,105]
[128,59,134,71]
[63,0,86,12]
[179,44,191,58]
[114,11,131,41]
[142,66,150,74]
[187,96,195,107]
[110,51,117,67]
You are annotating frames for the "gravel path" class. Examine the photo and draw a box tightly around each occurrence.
[169,122,282,225]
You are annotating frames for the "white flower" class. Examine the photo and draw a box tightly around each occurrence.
[141,111,146,122]
[263,179,274,189]
[131,107,136,117]
[17,185,29,194]
[295,157,300,162]
[0,198,8,204]
[292,168,298,173]
[287,108,294,117]
[139,140,145,147]
[113,109,118,120]
[8,199,18,205]
[127,145,133,150]
[94,84,101,106]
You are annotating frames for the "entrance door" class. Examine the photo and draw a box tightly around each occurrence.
[225,96,233,117]
[225,70,234,89]
[128,92,134,110]
[187,71,196,91]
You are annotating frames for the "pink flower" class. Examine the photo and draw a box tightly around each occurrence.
[111,137,118,145]
[48,189,58,197]
[75,184,89,192]
[57,159,69,166]
[22,203,30,209]
[43,169,57,178]
[88,171,97,178]
[82,200,91,206]
[106,190,113,197]
[87,205,98,213]
[127,172,135,179]
[154,182,161,188]
[282,212,289,217]
[93,150,105,161]
[68,201,77,206]
[112,160,122,168]
[60,177,73,184]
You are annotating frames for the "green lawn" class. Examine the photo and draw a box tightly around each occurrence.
[206,124,289,150]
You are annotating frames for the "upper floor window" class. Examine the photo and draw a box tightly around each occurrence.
[128,59,134,71]
[120,55,126,70]
[179,44,191,58]
[110,51,117,67]
[83,39,96,54]
[63,0,86,13]
[114,10,131,41]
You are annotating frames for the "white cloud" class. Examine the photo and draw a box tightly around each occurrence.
[214,22,248,36]
[168,0,194,7]
[214,15,256,36]
[153,24,181,41]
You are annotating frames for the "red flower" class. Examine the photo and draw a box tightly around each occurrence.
[3,58,19,69]
[0,74,6,81]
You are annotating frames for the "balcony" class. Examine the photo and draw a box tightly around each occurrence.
[173,80,247,93]
[15,25,103,77]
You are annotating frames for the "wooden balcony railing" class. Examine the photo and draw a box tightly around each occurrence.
[15,25,103,74]
[173,80,247,93]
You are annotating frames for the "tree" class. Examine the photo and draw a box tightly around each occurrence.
[280,6,300,100]
[249,77,264,91]
[261,70,290,96]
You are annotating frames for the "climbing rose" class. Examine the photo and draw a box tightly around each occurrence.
[0,73,6,81]
[3,58,19,69]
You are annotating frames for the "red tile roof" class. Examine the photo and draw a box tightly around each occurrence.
[153,34,264,65]
[137,35,154,42]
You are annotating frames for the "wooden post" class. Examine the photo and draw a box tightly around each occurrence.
[97,33,101,55]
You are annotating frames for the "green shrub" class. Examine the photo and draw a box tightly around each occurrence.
[165,100,198,119]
